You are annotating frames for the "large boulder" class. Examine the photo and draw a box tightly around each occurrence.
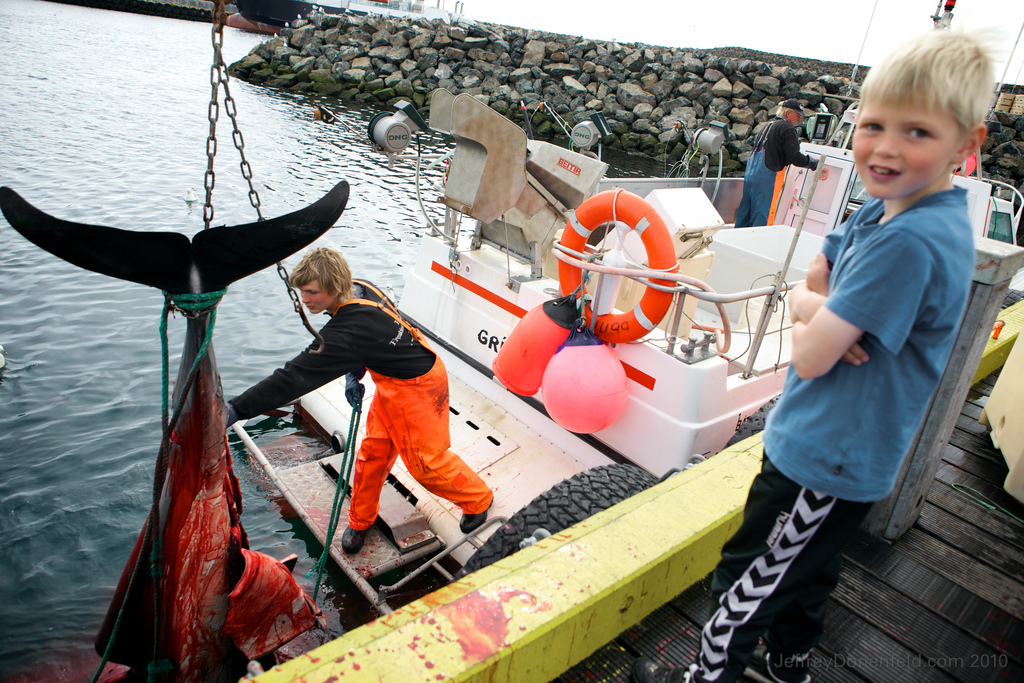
[681,53,704,76]
[752,75,780,96]
[521,39,546,67]
[732,80,753,99]
[712,77,734,98]
[549,64,580,79]
[563,76,588,97]
[622,49,647,73]
[616,82,656,109]
[289,25,317,49]
[728,106,755,126]
[339,68,367,84]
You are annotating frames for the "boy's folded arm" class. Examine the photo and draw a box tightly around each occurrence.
[791,305,867,380]
[805,253,832,296]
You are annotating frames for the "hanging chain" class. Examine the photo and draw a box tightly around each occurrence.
[205,0,262,227]
[201,0,225,230]
[203,0,324,352]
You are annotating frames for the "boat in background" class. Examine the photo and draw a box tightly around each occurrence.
[233,0,462,30]
[226,10,283,34]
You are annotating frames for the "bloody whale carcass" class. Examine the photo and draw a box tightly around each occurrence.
[0,182,349,680]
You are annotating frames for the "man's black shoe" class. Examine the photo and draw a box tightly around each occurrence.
[460,500,493,534]
[341,526,367,554]
[631,656,692,683]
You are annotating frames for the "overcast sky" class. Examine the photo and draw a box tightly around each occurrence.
[461,0,1024,86]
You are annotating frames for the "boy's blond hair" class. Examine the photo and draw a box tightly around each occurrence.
[290,247,353,301]
[860,29,997,131]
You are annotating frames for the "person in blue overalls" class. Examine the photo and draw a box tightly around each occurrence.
[734,99,819,228]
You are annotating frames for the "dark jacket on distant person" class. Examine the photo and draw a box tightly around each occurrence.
[756,117,817,173]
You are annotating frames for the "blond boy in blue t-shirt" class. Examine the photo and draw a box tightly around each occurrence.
[633,29,994,683]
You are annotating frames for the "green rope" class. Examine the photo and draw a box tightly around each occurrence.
[311,402,362,600]
[951,483,1024,525]
[89,514,157,683]
[160,291,226,430]
[146,660,176,678]
[91,289,226,683]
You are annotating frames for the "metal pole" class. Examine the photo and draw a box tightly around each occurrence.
[666,291,688,356]
[742,158,825,378]
[847,0,880,96]
[987,19,1024,120]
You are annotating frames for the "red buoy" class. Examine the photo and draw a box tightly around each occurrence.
[493,294,578,396]
[541,322,629,433]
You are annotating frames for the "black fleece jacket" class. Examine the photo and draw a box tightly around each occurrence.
[229,281,434,421]
[754,117,817,173]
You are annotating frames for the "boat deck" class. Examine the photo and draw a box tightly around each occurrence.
[558,369,1024,683]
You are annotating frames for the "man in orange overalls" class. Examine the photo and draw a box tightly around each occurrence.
[228,248,493,554]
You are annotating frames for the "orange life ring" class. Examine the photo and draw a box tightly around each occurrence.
[558,189,678,343]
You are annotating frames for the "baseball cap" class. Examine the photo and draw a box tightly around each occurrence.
[780,98,811,117]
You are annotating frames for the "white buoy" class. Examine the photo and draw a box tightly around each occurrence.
[185,188,199,203]
[0,344,6,370]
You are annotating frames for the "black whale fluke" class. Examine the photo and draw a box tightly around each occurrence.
[0,181,350,293]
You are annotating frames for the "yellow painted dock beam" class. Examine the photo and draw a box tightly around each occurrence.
[972,299,1024,386]
[256,438,764,682]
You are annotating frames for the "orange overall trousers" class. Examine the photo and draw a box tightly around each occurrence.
[344,291,493,530]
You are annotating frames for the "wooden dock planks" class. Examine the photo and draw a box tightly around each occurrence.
[557,369,1024,683]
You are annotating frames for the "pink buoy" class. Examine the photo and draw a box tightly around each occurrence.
[492,294,577,396]
[541,322,630,433]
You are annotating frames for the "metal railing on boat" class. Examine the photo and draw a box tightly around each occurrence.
[550,157,828,377]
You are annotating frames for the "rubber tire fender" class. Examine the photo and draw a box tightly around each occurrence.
[724,397,779,448]
[458,463,658,577]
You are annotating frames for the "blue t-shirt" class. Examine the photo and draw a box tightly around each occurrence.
[763,188,975,502]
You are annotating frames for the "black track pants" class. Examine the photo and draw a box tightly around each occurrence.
[692,455,873,683]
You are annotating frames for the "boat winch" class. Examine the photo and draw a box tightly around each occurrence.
[367,100,429,167]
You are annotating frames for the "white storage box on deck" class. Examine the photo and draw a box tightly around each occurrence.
[979,336,1024,503]
[644,187,724,258]
[615,248,715,341]
[700,225,824,329]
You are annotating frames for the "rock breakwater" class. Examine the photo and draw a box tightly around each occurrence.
[228,13,1024,193]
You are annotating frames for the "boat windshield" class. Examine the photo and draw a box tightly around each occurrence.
[849,175,870,205]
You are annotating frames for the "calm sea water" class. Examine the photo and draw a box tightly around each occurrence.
[0,1,661,679]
